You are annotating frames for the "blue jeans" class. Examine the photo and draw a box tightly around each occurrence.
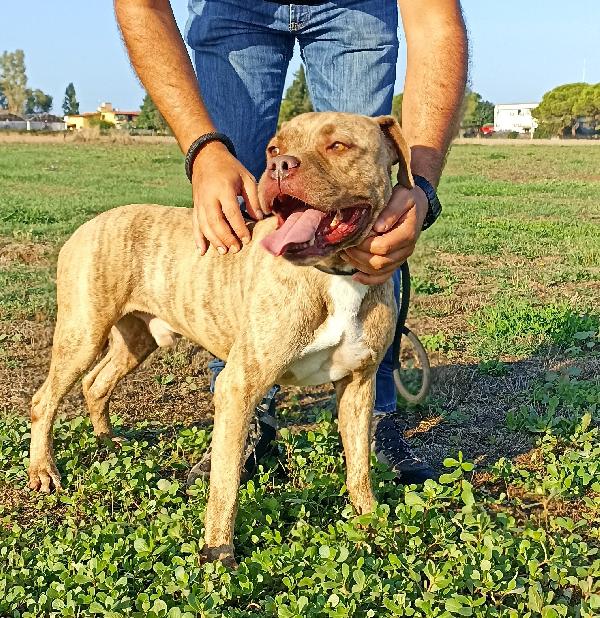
[186,0,401,412]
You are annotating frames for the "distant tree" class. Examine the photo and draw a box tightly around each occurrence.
[0,84,6,109]
[391,92,403,124]
[135,94,168,131]
[572,83,600,127]
[0,49,28,115]
[475,98,494,127]
[461,90,478,127]
[25,88,53,114]
[62,82,79,115]
[533,82,600,137]
[279,66,313,125]
[462,90,494,129]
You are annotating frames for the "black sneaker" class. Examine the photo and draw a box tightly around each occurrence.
[186,386,279,487]
[372,413,438,484]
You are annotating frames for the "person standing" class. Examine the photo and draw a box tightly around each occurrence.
[114,0,468,484]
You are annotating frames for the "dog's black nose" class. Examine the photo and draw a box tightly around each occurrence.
[269,155,300,180]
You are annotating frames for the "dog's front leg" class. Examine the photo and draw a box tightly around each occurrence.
[201,360,266,567]
[335,372,377,515]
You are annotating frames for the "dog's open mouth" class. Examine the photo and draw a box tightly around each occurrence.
[261,194,369,258]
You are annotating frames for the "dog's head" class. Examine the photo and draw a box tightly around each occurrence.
[258,111,412,267]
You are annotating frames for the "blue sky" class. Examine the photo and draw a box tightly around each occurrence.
[1,0,598,114]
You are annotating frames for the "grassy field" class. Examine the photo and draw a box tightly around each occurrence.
[0,140,599,617]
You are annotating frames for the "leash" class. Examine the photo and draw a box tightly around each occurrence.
[315,261,431,405]
[391,262,432,405]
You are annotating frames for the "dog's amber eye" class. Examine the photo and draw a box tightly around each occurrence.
[328,141,349,152]
[268,145,280,156]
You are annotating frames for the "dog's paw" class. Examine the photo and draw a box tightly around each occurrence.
[200,544,238,569]
[28,461,62,493]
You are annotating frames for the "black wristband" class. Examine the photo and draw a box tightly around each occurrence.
[413,174,442,231]
[184,132,237,182]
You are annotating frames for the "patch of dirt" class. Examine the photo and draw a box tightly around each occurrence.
[0,314,565,480]
[1,320,54,414]
[434,252,520,269]
[0,320,215,425]
[407,350,600,474]
[4,307,596,486]
[410,296,478,338]
[0,319,334,429]
[0,483,53,528]
[0,240,53,267]
[403,358,541,470]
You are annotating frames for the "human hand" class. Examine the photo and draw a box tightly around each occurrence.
[191,142,266,255]
[342,184,428,285]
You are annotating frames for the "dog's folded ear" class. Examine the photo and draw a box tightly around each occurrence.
[374,115,414,189]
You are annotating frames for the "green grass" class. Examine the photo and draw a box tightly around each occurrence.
[0,406,599,617]
[418,145,600,291]
[0,262,56,320]
[0,143,190,239]
[0,142,189,320]
[0,141,599,616]
[469,301,599,359]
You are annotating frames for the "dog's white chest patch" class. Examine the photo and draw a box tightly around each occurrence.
[284,277,374,386]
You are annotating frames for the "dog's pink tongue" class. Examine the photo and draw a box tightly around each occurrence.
[261,209,326,256]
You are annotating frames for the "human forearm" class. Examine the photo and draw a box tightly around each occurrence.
[115,0,263,255]
[398,0,468,186]
[114,0,216,153]
[347,2,467,282]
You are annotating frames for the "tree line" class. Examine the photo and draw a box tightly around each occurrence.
[0,51,495,130]
[3,48,598,138]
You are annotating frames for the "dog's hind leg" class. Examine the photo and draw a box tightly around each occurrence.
[82,313,157,439]
[29,318,110,493]
[335,373,377,515]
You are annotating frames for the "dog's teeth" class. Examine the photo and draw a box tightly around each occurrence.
[308,238,315,246]
[331,210,342,227]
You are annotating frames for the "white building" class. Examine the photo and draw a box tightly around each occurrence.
[0,111,66,132]
[494,103,539,134]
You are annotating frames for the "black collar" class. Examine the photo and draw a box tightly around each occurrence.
[313,264,358,276]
